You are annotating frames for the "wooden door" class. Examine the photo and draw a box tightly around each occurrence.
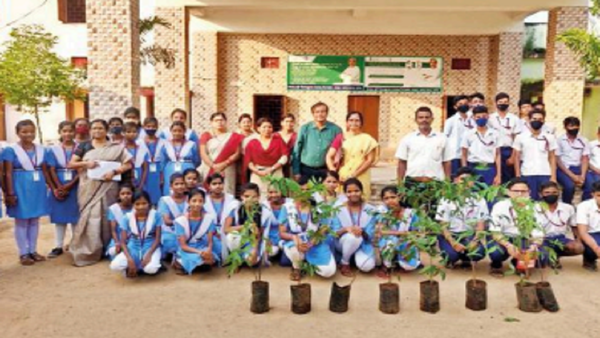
[348,95,379,140]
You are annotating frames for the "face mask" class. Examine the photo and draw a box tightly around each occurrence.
[497,104,509,112]
[110,126,123,135]
[542,194,559,205]
[530,121,544,130]
[76,126,89,134]
[567,128,580,137]
[144,128,157,136]
[475,118,488,127]
[457,104,470,113]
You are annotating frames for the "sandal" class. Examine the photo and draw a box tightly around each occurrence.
[20,254,35,266]
[29,252,46,262]
[289,269,301,282]
[172,261,187,275]
[583,260,598,272]
[340,264,354,277]
[48,248,64,259]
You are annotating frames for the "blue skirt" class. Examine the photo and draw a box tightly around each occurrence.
[162,162,195,196]
[145,167,161,205]
[8,170,49,219]
[176,241,221,274]
[161,229,178,255]
[126,238,157,270]
[49,170,79,224]
[283,237,333,266]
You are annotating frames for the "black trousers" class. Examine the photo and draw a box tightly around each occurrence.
[300,164,328,183]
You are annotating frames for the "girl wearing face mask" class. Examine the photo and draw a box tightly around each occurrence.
[141,117,166,205]
[108,117,124,144]
[159,122,201,196]
[74,118,90,143]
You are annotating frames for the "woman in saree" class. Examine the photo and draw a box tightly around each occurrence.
[243,118,289,200]
[276,114,297,178]
[326,111,379,199]
[68,119,133,267]
[199,112,244,195]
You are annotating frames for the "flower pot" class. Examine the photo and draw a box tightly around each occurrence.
[379,282,400,314]
[465,279,487,311]
[250,281,269,314]
[329,282,351,313]
[536,281,559,312]
[290,283,311,314]
[515,282,542,312]
[419,280,440,313]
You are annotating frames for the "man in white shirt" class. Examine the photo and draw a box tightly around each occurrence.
[517,99,555,136]
[340,57,361,84]
[468,92,485,112]
[576,181,600,271]
[444,95,474,177]
[585,127,600,200]
[488,93,521,184]
[461,105,501,186]
[556,116,590,204]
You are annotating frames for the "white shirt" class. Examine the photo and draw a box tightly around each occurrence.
[490,199,544,238]
[518,119,555,136]
[512,132,557,176]
[340,66,361,83]
[576,199,600,233]
[436,197,489,233]
[444,113,475,160]
[395,130,453,180]
[535,202,575,237]
[589,140,600,170]
[556,134,590,167]
[461,128,500,164]
[488,112,521,147]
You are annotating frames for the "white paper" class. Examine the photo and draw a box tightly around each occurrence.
[87,161,122,181]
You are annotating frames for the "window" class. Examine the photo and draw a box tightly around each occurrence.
[58,0,86,23]
[261,57,279,69]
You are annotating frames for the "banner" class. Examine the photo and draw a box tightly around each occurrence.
[287,55,442,92]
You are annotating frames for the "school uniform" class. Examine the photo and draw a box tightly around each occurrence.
[331,203,377,272]
[174,213,220,274]
[279,201,337,278]
[512,132,558,200]
[204,193,239,260]
[488,112,521,183]
[444,112,475,177]
[556,134,590,204]
[436,197,488,265]
[138,138,166,205]
[160,140,201,196]
[376,206,421,271]
[110,209,163,275]
[47,144,79,225]
[461,128,500,186]
[158,128,199,143]
[536,202,577,265]
[224,204,276,263]
[157,196,188,256]
[125,143,149,189]
[312,192,348,207]
[576,198,600,263]
[586,140,600,198]
[518,119,555,136]
[262,201,284,257]
[105,203,132,260]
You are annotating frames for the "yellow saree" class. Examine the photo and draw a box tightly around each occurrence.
[338,133,379,199]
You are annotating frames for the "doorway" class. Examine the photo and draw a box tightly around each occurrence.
[348,95,379,140]
[254,95,287,131]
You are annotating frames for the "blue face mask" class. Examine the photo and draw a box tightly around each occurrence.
[475,118,488,127]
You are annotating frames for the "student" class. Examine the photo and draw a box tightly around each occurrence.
[536,182,583,268]
[158,108,199,143]
[375,186,421,278]
[4,120,50,265]
[263,185,285,258]
[468,92,485,112]
[123,106,146,140]
[204,173,239,259]
[174,189,219,275]
[108,117,124,144]
[518,99,555,135]
[444,95,474,177]
[139,117,166,205]
[460,105,501,186]
[576,181,600,271]
[436,167,488,269]
[106,185,134,260]
[587,127,600,197]
[556,116,590,204]
[312,170,347,206]
[110,191,163,277]
[223,183,275,265]
[332,178,377,276]
[157,173,188,258]
[279,183,337,281]
[513,109,557,200]
[47,121,80,258]
[123,122,149,190]
[160,121,201,196]
[74,118,90,143]
[488,92,521,183]
[488,179,544,277]
[183,168,203,195]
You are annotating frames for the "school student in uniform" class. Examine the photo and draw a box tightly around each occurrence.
[332,178,377,276]
[123,106,146,141]
[157,173,188,258]
[488,92,521,183]
[556,116,590,204]
[203,173,238,260]
[123,122,149,191]
[4,120,51,265]
[436,167,488,269]
[108,117,125,144]
[576,181,600,271]
[517,99,555,136]
[183,168,203,195]
[312,170,347,206]
[512,109,557,201]
[158,109,199,143]
[160,121,201,196]
[468,92,485,113]
[460,105,501,186]
[444,95,474,177]
[263,185,285,258]
[587,127,600,196]
[173,189,219,275]
[139,117,166,205]
[110,191,163,277]
[374,186,421,278]
[106,185,134,260]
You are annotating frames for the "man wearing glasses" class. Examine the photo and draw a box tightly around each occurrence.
[556,116,590,204]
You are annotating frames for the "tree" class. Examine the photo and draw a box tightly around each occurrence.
[139,16,176,69]
[557,0,600,80]
[0,25,85,143]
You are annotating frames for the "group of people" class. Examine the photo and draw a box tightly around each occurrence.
[3,91,600,281]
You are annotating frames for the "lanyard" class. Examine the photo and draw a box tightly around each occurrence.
[475,131,494,146]
[187,212,204,241]
[26,145,38,168]
[496,116,511,130]
[566,138,586,150]
[350,205,363,227]
[464,118,474,129]
[172,141,184,161]
[62,143,77,166]
[535,135,550,151]
[135,218,148,247]
[128,144,138,165]
[145,139,158,163]
[211,199,223,224]
[543,209,566,227]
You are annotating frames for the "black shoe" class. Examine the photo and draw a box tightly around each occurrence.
[48,248,63,258]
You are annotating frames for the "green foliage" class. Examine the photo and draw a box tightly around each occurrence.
[224,203,264,280]
[557,28,600,80]
[0,25,85,142]
[139,16,176,68]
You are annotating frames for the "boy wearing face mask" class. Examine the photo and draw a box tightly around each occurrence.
[512,109,557,201]
[556,116,590,204]
[488,93,521,183]
[461,105,501,186]
[444,95,474,177]
[577,181,600,271]
[108,117,124,144]
[518,99,555,135]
